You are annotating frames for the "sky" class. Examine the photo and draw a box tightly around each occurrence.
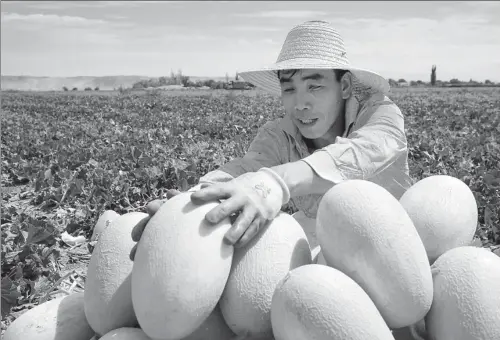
[1,1,500,82]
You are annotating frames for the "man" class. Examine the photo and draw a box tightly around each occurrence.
[129,20,413,260]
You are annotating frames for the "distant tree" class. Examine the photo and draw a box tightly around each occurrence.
[398,79,406,83]
[431,65,436,86]
[180,76,190,87]
[388,79,398,87]
[132,81,145,89]
[84,87,92,91]
[94,86,100,91]
[485,79,492,85]
[236,73,239,81]
[72,87,78,91]
[450,78,460,84]
[62,86,68,91]
[203,79,215,88]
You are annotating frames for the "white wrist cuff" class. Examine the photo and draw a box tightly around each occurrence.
[258,167,291,205]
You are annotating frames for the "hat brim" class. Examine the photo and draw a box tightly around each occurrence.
[238,58,390,96]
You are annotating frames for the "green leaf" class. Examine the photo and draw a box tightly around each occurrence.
[26,220,57,245]
[1,277,21,318]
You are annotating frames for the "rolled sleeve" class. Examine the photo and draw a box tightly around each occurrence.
[302,102,407,184]
[218,120,286,177]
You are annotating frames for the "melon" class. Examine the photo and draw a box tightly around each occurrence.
[219,212,311,338]
[399,175,478,264]
[425,246,500,340]
[182,304,236,340]
[3,292,95,340]
[392,320,427,340]
[292,210,318,249]
[316,180,433,329]
[91,209,120,241]
[311,245,327,265]
[99,327,151,340]
[84,212,148,336]
[270,264,396,340]
[131,192,234,340]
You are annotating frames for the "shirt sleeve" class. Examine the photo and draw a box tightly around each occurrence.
[216,120,286,177]
[301,101,408,184]
[187,120,287,192]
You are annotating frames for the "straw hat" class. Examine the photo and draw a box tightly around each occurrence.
[238,20,390,96]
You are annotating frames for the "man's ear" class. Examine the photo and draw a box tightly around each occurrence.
[340,72,353,99]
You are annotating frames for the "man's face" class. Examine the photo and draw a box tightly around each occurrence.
[279,69,345,140]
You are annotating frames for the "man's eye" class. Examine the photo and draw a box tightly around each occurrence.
[310,85,322,90]
[283,88,294,93]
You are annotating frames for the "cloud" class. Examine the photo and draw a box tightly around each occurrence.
[237,38,277,45]
[1,12,107,26]
[320,14,500,81]
[234,10,329,19]
[1,12,132,48]
[5,0,184,10]
[105,14,129,20]
[233,25,282,32]
[6,1,140,10]
[464,1,500,9]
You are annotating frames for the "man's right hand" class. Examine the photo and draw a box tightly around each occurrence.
[129,189,181,261]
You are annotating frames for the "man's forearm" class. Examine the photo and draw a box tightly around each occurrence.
[271,161,335,198]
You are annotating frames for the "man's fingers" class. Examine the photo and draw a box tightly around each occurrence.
[224,208,258,245]
[129,243,138,261]
[233,217,263,248]
[166,189,181,199]
[204,195,245,225]
[190,184,232,205]
[131,215,150,242]
[147,190,180,215]
[146,199,166,216]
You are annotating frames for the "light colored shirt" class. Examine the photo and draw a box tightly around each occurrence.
[188,92,414,247]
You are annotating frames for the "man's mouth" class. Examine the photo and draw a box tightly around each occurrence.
[298,118,318,125]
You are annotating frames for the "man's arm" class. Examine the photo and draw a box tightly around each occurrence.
[214,120,286,176]
[271,161,333,197]
[272,102,408,198]
[187,119,286,191]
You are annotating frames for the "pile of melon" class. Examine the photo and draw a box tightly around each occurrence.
[4,175,500,340]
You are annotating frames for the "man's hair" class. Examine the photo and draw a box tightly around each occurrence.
[276,69,349,82]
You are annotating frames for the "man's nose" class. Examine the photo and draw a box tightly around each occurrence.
[294,95,311,111]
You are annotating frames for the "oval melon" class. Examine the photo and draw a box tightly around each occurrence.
[271,264,396,340]
[219,212,311,338]
[131,192,234,340]
[292,210,318,249]
[91,209,120,242]
[316,180,433,329]
[3,292,95,340]
[311,245,327,265]
[99,327,151,340]
[399,175,478,264]
[182,304,236,340]
[425,246,500,340]
[392,320,427,340]
[84,212,148,336]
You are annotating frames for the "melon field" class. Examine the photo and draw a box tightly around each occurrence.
[1,86,500,333]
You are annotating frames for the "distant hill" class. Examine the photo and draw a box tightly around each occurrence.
[1,75,228,91]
